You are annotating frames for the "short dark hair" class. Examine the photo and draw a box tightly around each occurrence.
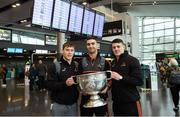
[112,38,125,45]
[63,42,75,50]
[112,38,126,49]
[86,37,97,42]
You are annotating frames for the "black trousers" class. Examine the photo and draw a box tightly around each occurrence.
[2,76,6,84]
[29,79,35,90]
[113,101,142,116]
[170,84,180,107]
[38,76,45,90]
[80,105,108,116]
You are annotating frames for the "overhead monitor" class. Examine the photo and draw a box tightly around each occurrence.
[0,28,11,41]
[15,48,23,53]
[7,48,15,53]
[32,0,54,27]
[52,0,70,31]
[68,2,84,33]
[93,12,105,37]
[45,35,57,45]
[82,8,95,35]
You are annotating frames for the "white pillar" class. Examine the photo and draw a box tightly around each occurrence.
[57,32,65,60]
[131,16,140,58]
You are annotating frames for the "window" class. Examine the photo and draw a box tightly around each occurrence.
[139,27,142,32]
[143,52,155,59]
[165,22,174,29]
[154,23,164,30]
[176,19,180,27]
[143,38,153,45]
[144,25,153,32]
[154,44,164,51]
[164,36,174,43]
[139,17,178,65]
[176,28,180,34]
[165,29,174,36]
[144,18,154,25]
[176,35,180,42]
[154,30,164,37]
[143,45,153,52]
[176,43,180,50]
[144,32,153,38]
[164,43,174,51]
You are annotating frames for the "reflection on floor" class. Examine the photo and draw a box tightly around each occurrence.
[0,79,179,116]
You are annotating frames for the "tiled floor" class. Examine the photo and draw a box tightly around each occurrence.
[0,79,179,116]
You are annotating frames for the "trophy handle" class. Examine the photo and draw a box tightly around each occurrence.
[105,70,112,80]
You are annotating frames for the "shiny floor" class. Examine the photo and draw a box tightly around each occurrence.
[0,79,179,116]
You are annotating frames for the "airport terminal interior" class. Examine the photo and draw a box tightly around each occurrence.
[1,0,180,116]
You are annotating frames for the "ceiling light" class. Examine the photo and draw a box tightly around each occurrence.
[82,2,87,5]
[130,2,133,6]
[12,5,16,8]
[16,3,20,6]
[20,19,27,23]
[23,20,27,22]
[153,1,157,5]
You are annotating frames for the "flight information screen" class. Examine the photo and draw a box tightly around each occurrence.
[52,0,70,31]
[68,2,84,33]
[93,12,105,37]
[82,8,95,35]
[32,0,54,27]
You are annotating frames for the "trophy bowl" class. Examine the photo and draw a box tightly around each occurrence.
[76,71,108,108]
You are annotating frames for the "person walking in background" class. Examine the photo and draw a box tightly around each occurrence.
[78,37,111,116]
[45,42,79,116]
[37,60,47,92]
[29,63,38,91]
[167,58,180,112]
[110,39,143,116]
[1,64,8,87]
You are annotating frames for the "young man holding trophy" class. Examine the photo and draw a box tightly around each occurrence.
[78,37,111,116]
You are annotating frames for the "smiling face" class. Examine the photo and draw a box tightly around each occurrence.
[62,46,75,61]
[86,38,98,54]
[112,42,125,58]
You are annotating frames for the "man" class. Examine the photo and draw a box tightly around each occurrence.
[78,37,111,116]
[37,59,47,92]
[29,63,38,91]
[167,58,180,111]
[45,42,79,116]
[110,38,143,116]
[1,64,7,87]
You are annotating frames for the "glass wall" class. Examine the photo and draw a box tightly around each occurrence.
[139,17,180,65]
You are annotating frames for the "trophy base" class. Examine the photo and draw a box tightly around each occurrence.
[83,95,107,108]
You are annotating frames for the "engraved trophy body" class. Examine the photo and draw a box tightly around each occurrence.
[76,72,108,108]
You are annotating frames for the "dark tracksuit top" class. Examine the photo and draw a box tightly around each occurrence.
[111,51,143,103]
[45,57,79,105]
[78,53,111,106]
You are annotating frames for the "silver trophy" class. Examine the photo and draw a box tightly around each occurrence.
[76,71,109,108]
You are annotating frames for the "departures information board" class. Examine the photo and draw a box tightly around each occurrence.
[82,8,95,35]
[93,13,105,37]
[68,2,84,33]
[52,0,70,31]
[32,0,54,27]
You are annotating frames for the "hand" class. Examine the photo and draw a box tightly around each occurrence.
[81,91,88,96]
[66,76,76,86]
[100,86,108,94]
[111,71,123,80]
